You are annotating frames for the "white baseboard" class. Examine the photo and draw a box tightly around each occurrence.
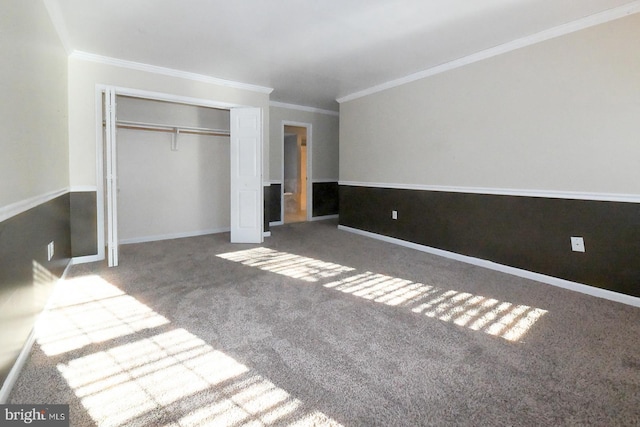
[0,329,35,403]
[310,214,339,221]
[120,228,230,245]
[338,225,640,308]
[74,229,233,262]
[270,217,337,225]
[263,231,271,237]
[0,260,74,403]
[71,254,103,265]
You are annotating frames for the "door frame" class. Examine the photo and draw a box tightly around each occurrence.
[104,88,118,266]
[281,120,312,222]
[95,85,262,265]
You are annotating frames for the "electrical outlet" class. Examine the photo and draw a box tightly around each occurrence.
[47,241,55,261]
[392,210,398,220]
[570,237,585,253]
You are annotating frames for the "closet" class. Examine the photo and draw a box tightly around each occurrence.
[115,96,231,244]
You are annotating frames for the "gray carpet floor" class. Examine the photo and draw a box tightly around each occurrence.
[9,219,640,426]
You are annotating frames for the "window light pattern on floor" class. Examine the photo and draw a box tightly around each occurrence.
[217,247,354,282]
[39,276,342,427]
[323,272,547,342]
[37,275,170,356]
[218,248,547,342]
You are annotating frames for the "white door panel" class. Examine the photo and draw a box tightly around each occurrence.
[231,108,263,243]
[239,191,258,227]
[239,137,257,176]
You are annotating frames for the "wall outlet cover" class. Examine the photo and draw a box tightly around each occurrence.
[570,236,585,252]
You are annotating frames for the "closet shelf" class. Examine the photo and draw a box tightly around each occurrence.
[105,120,230,137]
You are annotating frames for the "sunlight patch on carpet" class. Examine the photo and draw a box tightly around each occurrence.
[217,248,547,342]
[36,275,169,356]
[217,247,355,282]
[324,272,547,342]
[43,275,343,427]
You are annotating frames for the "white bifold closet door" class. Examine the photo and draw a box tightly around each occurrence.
[230,108,263,243]
[104,88,119,267]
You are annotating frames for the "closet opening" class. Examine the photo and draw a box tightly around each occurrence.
[98,86,264,267]
[113,96,231,246]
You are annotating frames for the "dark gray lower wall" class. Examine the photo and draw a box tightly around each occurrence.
[0,193,72,388]
[70,191,98,257]
[268,182,338,223]
[264,186,271,232]
[339,185,640,298]
[269,184,282,223]
[313,182,339,217]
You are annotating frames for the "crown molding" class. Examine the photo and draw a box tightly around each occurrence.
[270,101,339,117]
[337,1,640,103]
[338,181,640,204]
[70,51,274,95]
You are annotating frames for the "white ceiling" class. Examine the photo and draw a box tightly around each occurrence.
[46,0,636,111]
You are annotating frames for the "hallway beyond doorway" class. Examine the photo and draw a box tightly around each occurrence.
[283,124,308,223]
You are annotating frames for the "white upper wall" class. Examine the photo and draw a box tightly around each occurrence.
[269,106,339,182]
[339,13,640,195]
[0,1,68,208]
[68,58,270,187]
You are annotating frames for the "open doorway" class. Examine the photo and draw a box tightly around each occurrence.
[283,125,309,223]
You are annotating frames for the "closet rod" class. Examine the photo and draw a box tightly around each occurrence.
[106,120,230,137]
